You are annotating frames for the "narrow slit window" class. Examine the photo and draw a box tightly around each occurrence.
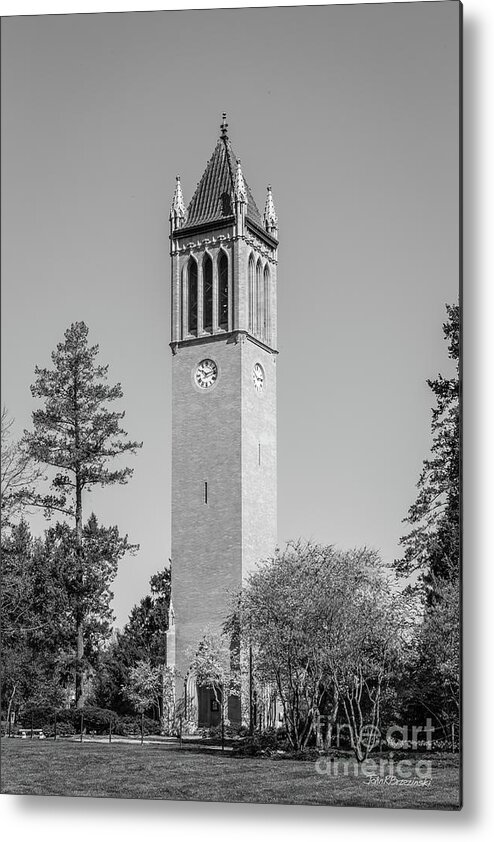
[204,481,208,504]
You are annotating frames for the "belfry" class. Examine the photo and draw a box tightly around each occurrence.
[167,115,278,726]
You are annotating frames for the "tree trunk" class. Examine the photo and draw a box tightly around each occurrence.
[6,684,16,736]
[75,464,84,708]
[323,693,340,752]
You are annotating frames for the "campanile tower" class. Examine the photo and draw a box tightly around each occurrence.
[169,115,278,725]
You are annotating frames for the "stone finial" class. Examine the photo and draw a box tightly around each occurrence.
[233,159,248,204]
[170,175,186,223]
[220,112,229,138]
[263,184,278,232]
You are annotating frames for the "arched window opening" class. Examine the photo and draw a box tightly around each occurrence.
[218,252,228,330]
[180,263,186,340]
[203,254,213,333]
[188,258,198,336]
[248,254,255,333]
[256,259,263,338]
[263,265,270,344]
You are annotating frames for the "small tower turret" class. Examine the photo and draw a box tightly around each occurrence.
[263,184,278,238]
[169,175,186,236]
[234,158,248,236]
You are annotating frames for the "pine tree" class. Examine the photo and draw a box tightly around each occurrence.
[24,321,142,705]
[395,303,460,597]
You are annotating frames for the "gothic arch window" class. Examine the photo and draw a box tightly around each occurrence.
[248,253,255,333]
[263,264,270,344]
[180,263,187,340]
[188,257,198,336]
[218,251,228,330]
[203,254,213,333]
[256,258,263,339]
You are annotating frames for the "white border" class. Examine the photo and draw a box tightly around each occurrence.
[2,0,493,839]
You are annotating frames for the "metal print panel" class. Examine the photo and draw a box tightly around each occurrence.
[1,1,462,810]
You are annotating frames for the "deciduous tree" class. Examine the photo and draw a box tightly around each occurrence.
[1,407,42,535]
[237,541,409,757]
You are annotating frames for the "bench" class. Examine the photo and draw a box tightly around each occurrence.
[18,728,45,739]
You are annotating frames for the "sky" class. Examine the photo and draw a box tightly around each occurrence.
[1,2,460,629]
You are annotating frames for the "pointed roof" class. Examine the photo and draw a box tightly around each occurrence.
[170,175,186,219]
[183,115,263,231]
[263,184,278,229]
[233,159,247,203]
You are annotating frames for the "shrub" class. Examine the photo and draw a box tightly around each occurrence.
[43,721,76,737]
[113,715,161,737]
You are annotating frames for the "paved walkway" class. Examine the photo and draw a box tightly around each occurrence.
[68,735,234,751]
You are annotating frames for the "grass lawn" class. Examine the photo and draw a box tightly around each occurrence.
[0,738,461,809]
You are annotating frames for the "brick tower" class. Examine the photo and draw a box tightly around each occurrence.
[168,115,278,726]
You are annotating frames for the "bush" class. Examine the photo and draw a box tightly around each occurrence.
[43,721,76,737]
[73,707,119,735]
[113,715,161,737]
[235,727,290,757]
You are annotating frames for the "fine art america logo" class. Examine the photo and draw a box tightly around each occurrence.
[315,720,435,785]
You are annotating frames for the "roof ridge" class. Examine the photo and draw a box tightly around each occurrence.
[182,130,263,230]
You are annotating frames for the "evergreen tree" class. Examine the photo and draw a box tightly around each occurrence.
[90,567,170,716]
[23,321,142,705]
[1,520,69,722]
[395,303,460,596]
[48,514,136,685]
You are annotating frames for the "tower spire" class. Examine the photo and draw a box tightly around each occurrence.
[263,184,278,235]
[170,175,186,221]
[233,159,247,204]
[220,112,229,139]
[170,175,186,234]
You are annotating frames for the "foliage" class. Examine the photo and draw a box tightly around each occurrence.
[395,303,460,594]
[123,660,163,714]
[1,511,133,722]
[1,407,42,536]
[46,514,136,668]
[22,321,142,705]
[237,541,410,758]
[399,579,460,728]
[191,628,241,725]
[122,659,176,734]
[23,321,142,518]
[89,567,171,716]
[112,714,162,737]
[394,303,460,733]
[1,520,71,723]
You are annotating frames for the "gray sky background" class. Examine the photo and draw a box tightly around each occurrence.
[1,2,460,629]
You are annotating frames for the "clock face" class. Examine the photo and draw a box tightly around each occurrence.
[253,363,264,393]
[195,358,218,390]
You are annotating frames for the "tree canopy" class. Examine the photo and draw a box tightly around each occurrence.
[236,541,409,756]
[395,303,460,595]
[22,321,142,706]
